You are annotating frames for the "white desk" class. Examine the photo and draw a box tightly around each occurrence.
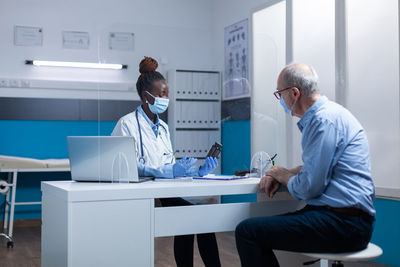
[41,179,302,267]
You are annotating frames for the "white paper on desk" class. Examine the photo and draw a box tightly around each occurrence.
[154,177,193,182]
[193,174,248,180]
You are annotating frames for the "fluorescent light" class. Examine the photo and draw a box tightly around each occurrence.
[25,60,127,70]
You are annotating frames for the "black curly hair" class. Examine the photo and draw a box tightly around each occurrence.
[136,57,165,99]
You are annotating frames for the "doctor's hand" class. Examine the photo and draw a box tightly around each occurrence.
[260,175,281,198]
[198,157,218,177]
[173,156,198,177]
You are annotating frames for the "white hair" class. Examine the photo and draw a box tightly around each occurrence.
[281,63,320,97]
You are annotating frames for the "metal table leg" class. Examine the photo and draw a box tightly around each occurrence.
[3,172,11,230]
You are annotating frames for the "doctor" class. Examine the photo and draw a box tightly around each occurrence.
[112,57,221,267]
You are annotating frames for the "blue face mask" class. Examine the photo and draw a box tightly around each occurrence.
[280,97,291,114]
[146,91,169,114]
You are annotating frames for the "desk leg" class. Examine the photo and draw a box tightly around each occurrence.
[150,198,155,267]
[320,259,329,267]
[8,171,17,238]
[3,172,12,230]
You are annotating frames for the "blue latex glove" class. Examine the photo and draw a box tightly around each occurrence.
[173,156,198,177]
[198,157,218,177]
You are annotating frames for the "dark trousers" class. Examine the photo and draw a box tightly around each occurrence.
[235,205,374,267]
[159,197,221,267]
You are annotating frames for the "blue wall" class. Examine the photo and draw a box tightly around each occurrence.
[221,120,251,174]
[0,120,116,220]
[371,198,400,267]
[221,120,256,203]
[0,120,116,158]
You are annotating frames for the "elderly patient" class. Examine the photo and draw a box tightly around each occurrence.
[235,63,375,267]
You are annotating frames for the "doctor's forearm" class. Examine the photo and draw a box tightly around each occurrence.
[138,163,174,178]
[186,166,201,177]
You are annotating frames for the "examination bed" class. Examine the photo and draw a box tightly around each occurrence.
[0,155,70,248]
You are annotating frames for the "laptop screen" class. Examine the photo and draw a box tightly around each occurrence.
[67,136,140,182]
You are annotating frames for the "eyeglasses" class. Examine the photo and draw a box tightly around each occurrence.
[273,87,292,100]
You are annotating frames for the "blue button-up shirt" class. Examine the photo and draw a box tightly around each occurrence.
[287,96,376,216]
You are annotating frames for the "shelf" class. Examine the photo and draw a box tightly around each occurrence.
[168,69,222,174]
[176,98,220,102]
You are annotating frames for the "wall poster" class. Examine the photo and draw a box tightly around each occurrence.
[224,19,249,100]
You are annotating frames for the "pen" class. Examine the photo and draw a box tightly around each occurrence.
[270,153,277,166]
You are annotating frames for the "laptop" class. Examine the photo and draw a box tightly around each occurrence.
[67,136,153,183]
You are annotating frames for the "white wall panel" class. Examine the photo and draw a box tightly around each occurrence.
[347,0,400,191]
[0,0,215,100]
[292,0,335,100]
[289,0,336,167]
[252,1,287,165]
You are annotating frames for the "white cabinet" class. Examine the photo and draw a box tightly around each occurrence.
[168,70,221,173]
[42,192,154,267]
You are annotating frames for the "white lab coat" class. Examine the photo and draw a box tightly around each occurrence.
[112,107,212,203]
[111,108,175,171]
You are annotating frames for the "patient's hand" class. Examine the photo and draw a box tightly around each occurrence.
[259,175,281,198]
[265,166,294,186]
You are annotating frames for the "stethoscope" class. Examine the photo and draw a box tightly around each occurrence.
[135,109,172,165]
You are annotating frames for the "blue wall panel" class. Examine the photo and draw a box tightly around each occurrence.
[0,120,117,220]
[0,120,116,158]
[221,120,251,175]
[221,120,256,203]
[371,198,400,266]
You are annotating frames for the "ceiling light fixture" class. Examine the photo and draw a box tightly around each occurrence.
[25,60,128,70]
